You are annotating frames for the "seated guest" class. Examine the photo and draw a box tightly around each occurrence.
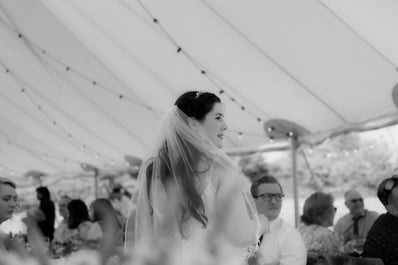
[53,195,73,243]
[298,192,342,255]
[334,189,378,255]
[0,178,19,252]
[87,198,124,248]
[109,185,133,220]
[51,195,73,256]
[35,186,55,242]
[251,176,306,265]
[363,175,398,265]
[63,199,93,253]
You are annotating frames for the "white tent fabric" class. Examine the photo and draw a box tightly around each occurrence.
[0,0,398,176]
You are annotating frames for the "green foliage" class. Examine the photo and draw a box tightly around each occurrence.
[238,132,398,196]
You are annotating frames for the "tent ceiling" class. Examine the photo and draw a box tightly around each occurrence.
[0,0,397,176]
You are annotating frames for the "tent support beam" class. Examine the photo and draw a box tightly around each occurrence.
[290,137,299,228]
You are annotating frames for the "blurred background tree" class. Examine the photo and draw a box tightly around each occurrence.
[239,132,398,197]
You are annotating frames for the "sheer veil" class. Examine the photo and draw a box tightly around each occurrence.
[125,106,261,249]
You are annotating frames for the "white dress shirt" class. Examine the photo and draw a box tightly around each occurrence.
[257,218,307,265]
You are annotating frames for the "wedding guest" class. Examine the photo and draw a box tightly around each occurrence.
[51,195,74,256]
[0,178,18,252]
[64,199,93,253]
[298,192,342,255]
[251,176,306,265]
[363,175,398,265]
[35,187,55,241]
[334,189,378,255]
[87,198,124,248]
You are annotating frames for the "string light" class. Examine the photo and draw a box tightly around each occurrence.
[0,12,269,155]
[134,0,265,125]
[0,62,118,162]
[0,17,161,113]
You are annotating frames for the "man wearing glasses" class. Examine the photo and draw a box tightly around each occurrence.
[334,189,378,255]
[363,176,398,265]
[251,176,306,265]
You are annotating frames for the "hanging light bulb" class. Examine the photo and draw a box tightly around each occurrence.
[238,132,243,139]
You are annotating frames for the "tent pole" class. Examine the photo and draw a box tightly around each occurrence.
[94,168,99,199]
[290,137,299,228]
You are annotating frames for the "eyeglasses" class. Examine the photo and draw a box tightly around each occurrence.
[254,193,284,202]
[349,198,363,204]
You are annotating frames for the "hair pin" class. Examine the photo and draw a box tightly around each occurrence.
[195,91,202,99]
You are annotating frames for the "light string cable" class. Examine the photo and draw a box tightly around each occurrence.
[0,128,83,167]
[200,0,347,124]
[0,11,163,115]
[46,63,150,150]
[132,0,268,125]
[0,61,113,163]
[121,0,272,143]
[0,17,150,154]
[0,87,109,166]
[64,0,178,99]
[0,131,65,172]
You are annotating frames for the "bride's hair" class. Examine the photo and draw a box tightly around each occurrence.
[146,91,221,236]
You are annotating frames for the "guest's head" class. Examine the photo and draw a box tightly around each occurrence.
[175,91,226,148]
[58,195,72,219]
[301,192,336,227]
[36,186,51,201]
[251,176,284,221]
[344,189,364,217]
[377,175,398,214]
[90,198,118,223]
[0,178,18,224]
[67,199,90,229]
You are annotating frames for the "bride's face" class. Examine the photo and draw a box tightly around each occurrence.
[198,103,228,148]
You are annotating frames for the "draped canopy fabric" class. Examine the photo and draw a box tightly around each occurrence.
[0,0,397,177]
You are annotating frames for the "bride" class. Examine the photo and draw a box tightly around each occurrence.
[125,91,267,261]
